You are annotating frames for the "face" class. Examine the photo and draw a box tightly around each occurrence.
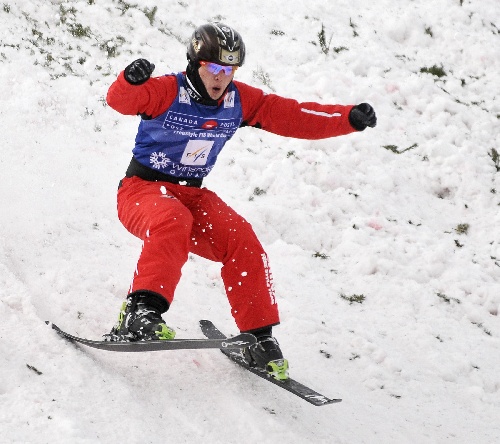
[198,63,236,100]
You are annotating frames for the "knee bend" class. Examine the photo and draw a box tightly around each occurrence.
[151,207,193,239]
[228,222,264,255]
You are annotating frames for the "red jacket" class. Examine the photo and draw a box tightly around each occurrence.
[107,71,358,140]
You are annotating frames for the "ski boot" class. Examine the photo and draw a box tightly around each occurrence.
[243,329,289,381]
[103,291,175,342]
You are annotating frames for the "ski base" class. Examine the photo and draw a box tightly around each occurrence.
[199,320,341,406]
[47,322,256,352]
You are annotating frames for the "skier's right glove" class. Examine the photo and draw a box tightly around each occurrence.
[124,59,155,85]
[348,103,377,131]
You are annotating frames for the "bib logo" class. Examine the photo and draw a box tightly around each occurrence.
[224,91,235,108]
[179,87,191,105]
[181,140,215,166]
[150,152,170,169]
[202,120,218,129]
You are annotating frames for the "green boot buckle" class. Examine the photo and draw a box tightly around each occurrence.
[267,359,289,381]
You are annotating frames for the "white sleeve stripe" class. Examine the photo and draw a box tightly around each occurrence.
[300,108,342,118]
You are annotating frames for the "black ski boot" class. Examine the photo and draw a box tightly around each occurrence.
[243,327,289,380]
[103,291,175,342]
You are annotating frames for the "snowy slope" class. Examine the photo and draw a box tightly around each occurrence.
[1,0,499,442]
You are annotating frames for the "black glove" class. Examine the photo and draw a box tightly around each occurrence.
[348,103,377,131]
[124,59,155,85]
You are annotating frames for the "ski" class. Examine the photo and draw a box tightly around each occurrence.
[47,322,256,352]
[199,320,341,406]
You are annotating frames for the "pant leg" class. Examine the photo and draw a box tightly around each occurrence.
[117,177,193,304]
[186,188,280,332]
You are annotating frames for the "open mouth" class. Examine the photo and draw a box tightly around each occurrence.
[210,87,223,98]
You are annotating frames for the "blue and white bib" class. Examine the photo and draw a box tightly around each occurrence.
[132,73,243,179]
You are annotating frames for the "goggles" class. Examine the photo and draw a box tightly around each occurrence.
[200,61,238,76]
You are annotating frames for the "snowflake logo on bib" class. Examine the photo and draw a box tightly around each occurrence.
[150,152,170,169]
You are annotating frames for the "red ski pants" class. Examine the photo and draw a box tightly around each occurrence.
[117,176,280,332]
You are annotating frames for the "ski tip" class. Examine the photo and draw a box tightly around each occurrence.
[46,322,63,334]
[325,398,342,405]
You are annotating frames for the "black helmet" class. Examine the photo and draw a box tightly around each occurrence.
[187,23,245,67]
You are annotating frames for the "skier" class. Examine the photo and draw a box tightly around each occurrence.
[105,22,376,380]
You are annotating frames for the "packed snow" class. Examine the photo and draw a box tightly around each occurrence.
[1,0,499,442]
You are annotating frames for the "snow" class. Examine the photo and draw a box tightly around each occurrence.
[1,0,499,442]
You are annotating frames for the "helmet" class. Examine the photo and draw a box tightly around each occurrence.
[187,23,245,67]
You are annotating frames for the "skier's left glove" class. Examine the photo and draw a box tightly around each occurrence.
[348,103,377,131]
